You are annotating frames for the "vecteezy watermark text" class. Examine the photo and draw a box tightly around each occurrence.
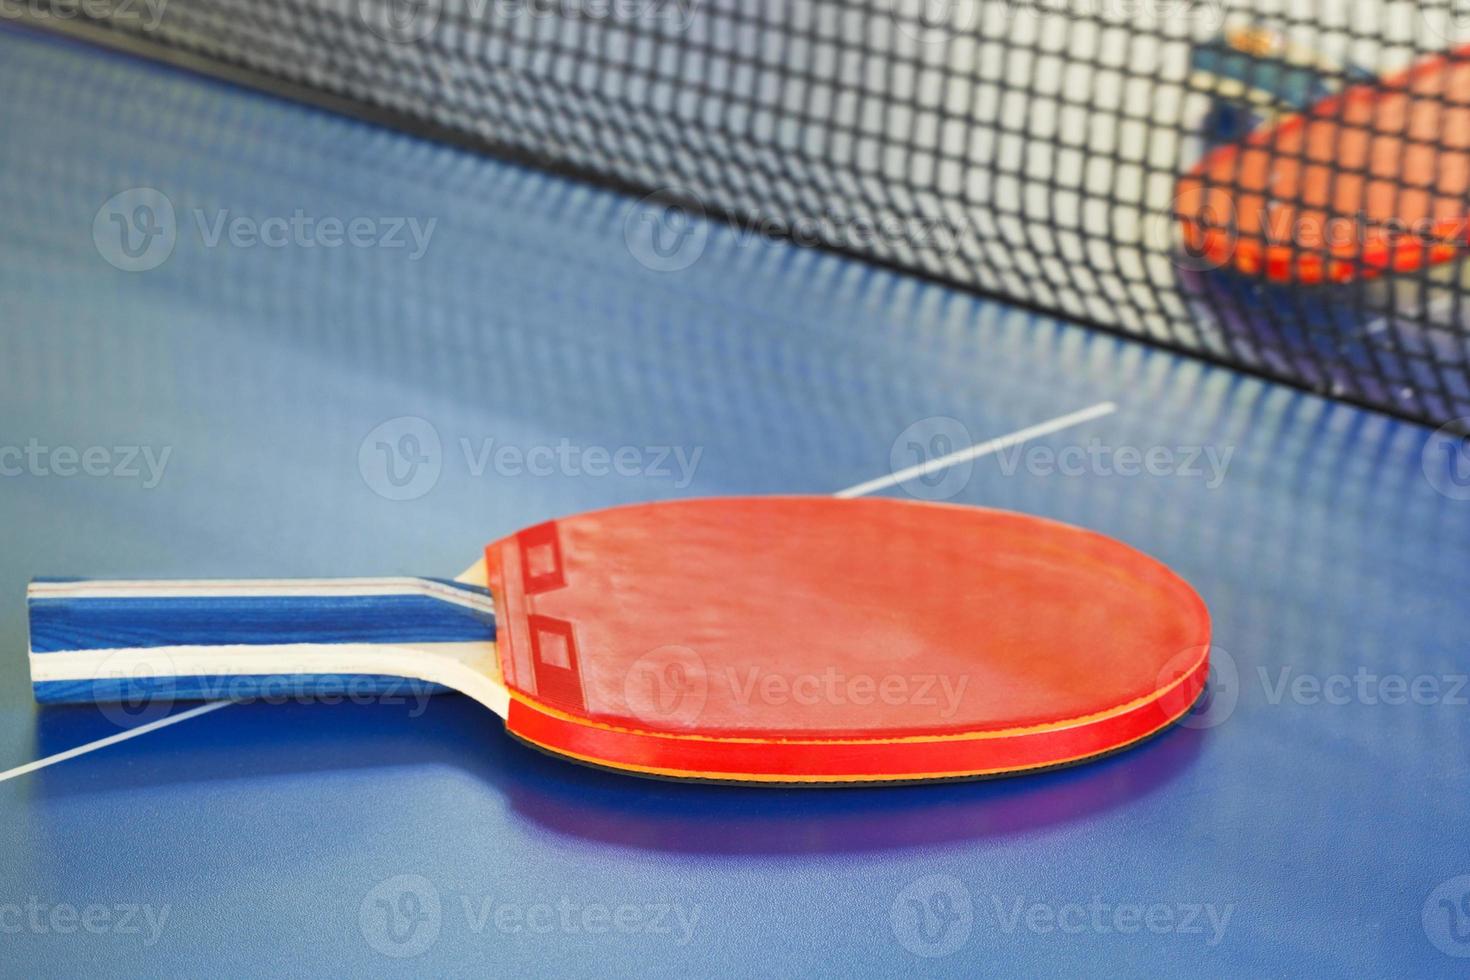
[1259,666,1468,708]
[0,0,168,30]
[86,653,443,728]
[1167,197,1470,274]
[358,416,704,501]
[993,438,1233,489]
[0,440,171,488]
[622,190,972,272]
[0,898,170,946]
[356,0,699,44]
[987,894,1234,945]
[191,210,435,258]
[93,188,437,272]
[359,875,700,958]
[888,0,1220,45]
[882,416,1234,501]
[1003,0,1221,24]
[726,666,968,718]
[889,876,1235,958]
[1146,648,1470,733]
[460,438,701,486]
[166,672,436,716]
[618,648,970,727]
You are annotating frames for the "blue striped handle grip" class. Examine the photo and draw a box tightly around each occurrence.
[26,577,509,714]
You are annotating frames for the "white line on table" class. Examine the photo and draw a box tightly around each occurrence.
[4,399,1118,780]
[0,701,232,784]
[835,401,1117,498]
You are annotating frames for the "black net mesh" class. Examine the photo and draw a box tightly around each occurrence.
[20,0,1470,424]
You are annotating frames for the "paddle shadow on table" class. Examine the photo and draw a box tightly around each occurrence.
[21,692,1206,856]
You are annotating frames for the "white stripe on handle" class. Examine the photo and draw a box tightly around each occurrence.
[26,577,510,716]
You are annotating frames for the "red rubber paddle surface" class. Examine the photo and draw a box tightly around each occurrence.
[485,497,1210,783]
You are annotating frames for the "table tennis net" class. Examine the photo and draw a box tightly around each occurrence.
[22,0,1470,425]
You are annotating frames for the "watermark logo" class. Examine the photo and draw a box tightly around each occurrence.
[892,877,1234,954]
[0,898,170,946]
[360,874,442,958]
[1423,418,1470,501]
[360,876,700,954]
[888,417,973,501]
[357,0,441,41]
[0,440,172,488]
[624,192,709,272]
[623,646,707,727]
[891,875,973,957]
[1157,187,1236,274]
[94,188,176,273]
[1423,875,1470,958]
[883,416,1234,500]
[890,0,982,44]
[1156,644,1237,731]
[358,419,704,500]
[94,189,437,270]
[1423,1,1470,43]
[90,649,179,729]
[1005,0,1222,29]
[359,416,443,502]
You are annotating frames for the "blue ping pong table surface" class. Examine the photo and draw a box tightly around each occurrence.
[3,25,1470,978]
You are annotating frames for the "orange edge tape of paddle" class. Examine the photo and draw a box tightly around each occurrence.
[502,644,1211,782]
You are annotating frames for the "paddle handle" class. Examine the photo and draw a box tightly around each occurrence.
[26,577,501,710]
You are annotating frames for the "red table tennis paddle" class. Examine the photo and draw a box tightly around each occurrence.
[1177,44,1470,284]
[27,497,1210,784]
